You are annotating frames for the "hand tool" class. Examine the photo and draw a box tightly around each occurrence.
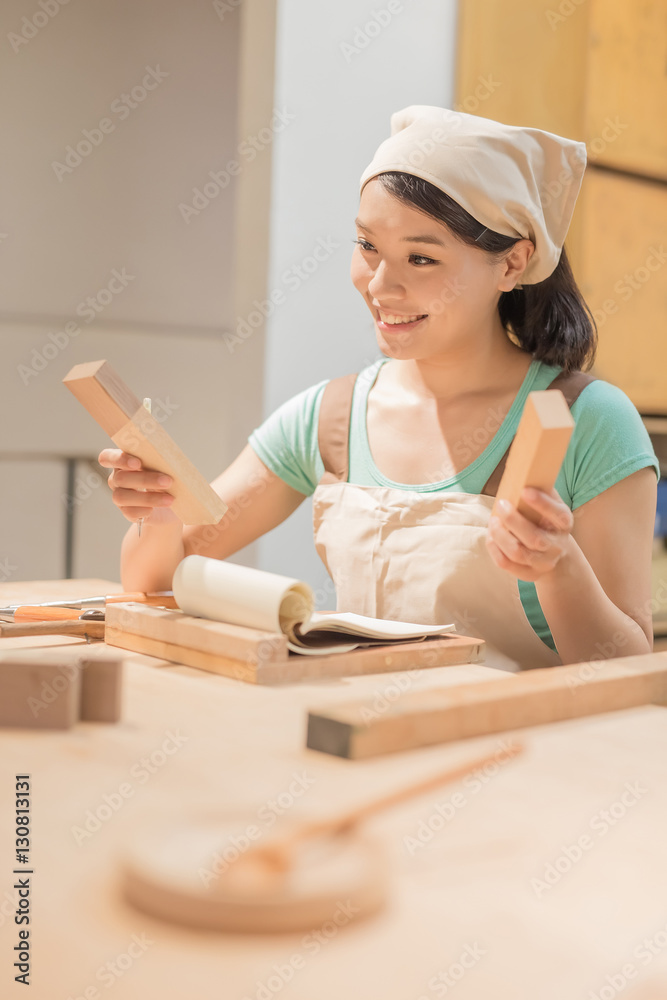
[0,592,177,622]
[0,610,105,642]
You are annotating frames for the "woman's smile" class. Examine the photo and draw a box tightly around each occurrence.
[375,307,428,332]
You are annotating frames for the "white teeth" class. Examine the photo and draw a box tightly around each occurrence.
[378,311,425,325]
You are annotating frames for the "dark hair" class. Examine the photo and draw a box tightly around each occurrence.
[375,172,597,373]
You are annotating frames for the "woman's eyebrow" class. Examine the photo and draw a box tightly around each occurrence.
[354,218,446,247]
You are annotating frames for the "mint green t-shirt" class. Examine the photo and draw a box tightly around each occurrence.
[248,357,660,652]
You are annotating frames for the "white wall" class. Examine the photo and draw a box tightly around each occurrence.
[256,0,459,603]
[0,0,458,592]
[0,0,275,583]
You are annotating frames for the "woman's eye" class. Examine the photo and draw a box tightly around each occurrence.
[352,239,436,266]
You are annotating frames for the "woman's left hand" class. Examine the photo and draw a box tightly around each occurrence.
[485,486,574,582]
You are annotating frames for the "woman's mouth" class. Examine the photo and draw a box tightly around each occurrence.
[375,309,428,332]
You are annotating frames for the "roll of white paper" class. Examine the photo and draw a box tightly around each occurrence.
[171,555,314,634]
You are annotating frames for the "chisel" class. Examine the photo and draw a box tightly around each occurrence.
[0,592,177,622]
[0,610,105,641]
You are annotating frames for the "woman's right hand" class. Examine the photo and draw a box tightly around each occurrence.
[98,449,181,529]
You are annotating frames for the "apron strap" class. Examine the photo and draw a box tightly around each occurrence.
[480,370,597,497]
[317,373,358,483]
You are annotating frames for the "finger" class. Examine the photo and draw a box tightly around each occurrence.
[495,499,555,552]
[111,487,175,510]
[98,449,143,471]
[110,469,173,492]
[520,488,573,532]
[486,536,542,582]
[488,515,537,567]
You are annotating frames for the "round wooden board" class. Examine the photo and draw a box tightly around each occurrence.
[120,818,389,933]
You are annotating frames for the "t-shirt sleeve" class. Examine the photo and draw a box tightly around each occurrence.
[560,379,660,510]
[247,379,327,496]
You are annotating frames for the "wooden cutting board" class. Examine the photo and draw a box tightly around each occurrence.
[104,603,485,684]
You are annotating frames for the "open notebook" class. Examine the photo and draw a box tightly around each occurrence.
[172,555,456,656]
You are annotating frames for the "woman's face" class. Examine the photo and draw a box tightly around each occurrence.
[350,178,528,362]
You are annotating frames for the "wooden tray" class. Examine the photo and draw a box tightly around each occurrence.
[105,604,485,684]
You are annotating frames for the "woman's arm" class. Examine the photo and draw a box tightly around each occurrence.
[103,444,307,593]
[486,466,657,664]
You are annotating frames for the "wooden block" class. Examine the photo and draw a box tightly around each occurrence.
[63,360,227,525]
[493,389,574,524]
[306,653,667,758]
[105,603,485,684]
[79,657,124,722]
[0,660,82,729]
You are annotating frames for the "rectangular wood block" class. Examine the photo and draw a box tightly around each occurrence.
[493,389,574,523]
[79,657,124,722]
[105,603,485,684]
[0,660,82,729]
[63,360,228,525]
[306,653,667,758]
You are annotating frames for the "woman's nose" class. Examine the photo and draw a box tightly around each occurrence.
[367,259,404,298]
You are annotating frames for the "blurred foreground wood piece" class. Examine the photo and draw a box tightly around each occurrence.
[306,653,667,758]
[104,603,484,684]
[238,743,522,874]
[0,655,123,728]
[0,660,82,729]
[63,360,227,525]
[79,658,124,722]
[492,389,574,524]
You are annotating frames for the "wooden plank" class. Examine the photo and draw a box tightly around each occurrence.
[455,0,590,275]
[105,604,485,684]
[105,603,287,663]
[586,0,667,182]
[79,657,124,722]
[104,627,261,683]
[493,390,574,523]
[63,360,228,525]
[580,169,667,413]
[0,660,81,729]
[306,653,667,758]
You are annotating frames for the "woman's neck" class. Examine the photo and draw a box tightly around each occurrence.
[385,332,532,402]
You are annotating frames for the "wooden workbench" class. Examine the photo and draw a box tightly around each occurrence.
[1,580,666,1000]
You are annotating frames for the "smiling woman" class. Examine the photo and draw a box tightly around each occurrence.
[101,104,660,672]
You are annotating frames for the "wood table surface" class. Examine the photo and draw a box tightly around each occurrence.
[1,579,666,1000]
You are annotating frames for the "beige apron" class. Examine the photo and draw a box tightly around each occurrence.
[312,368,594,672]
